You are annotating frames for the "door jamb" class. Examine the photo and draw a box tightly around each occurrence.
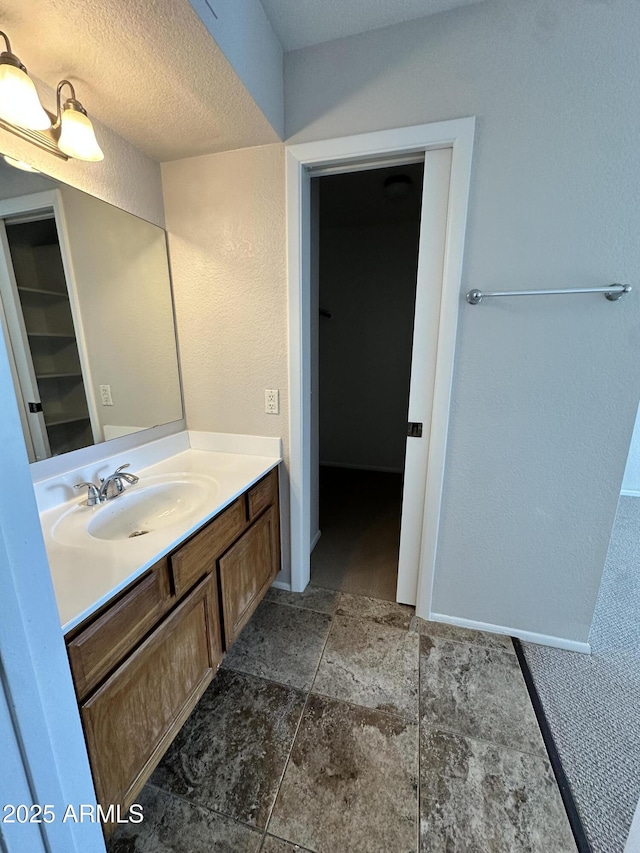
[285,117,475,618]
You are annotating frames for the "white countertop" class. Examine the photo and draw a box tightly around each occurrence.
[39,440,281,634]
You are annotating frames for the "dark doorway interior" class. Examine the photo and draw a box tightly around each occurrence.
[310,161,424,601]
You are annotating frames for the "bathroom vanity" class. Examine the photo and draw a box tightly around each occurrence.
[64,465,280,824]
[33,432,282,832]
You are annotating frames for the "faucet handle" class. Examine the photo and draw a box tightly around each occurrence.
[115,464,130,473]
[75,482,101,507]
[115,463,139,485]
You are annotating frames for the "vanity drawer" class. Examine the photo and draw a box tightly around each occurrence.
[171,497,245,598]
[247,468,278,521]
[67,558,171,702]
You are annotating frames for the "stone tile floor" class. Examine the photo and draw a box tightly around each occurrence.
[108,586,576,852]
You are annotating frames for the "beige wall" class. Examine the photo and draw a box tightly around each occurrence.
[161,144,290,579]
[59,186,182,437]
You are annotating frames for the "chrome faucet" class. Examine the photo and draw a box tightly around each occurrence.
[75,464,139,506]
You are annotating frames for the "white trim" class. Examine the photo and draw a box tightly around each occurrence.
[620,489,640,497]
[286,117,475,602]
[310,529,321,552]
[320,460,403,474]
[286,148,312,593]
[397,147,452,606]
[429,611,592,654]
[271,580,293,591]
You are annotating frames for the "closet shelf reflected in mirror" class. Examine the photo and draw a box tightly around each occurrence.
[0,151,183,463]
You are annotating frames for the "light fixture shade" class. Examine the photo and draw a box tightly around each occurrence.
[3,155,39,172]
[58,107,103,161]
[0,62,50,130]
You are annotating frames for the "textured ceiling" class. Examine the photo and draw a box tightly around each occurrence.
[259,0,488,51]
[0,0,280,162]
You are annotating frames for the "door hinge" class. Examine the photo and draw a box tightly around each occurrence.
[407,422,423,438]
[28,402,43,413]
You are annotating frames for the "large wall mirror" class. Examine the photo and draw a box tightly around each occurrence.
[0,154,183,463]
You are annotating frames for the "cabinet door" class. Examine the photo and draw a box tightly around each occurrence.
[219,506,279,647]
[80,573,222,817]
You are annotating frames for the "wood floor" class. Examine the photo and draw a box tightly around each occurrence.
[310,466,403,602]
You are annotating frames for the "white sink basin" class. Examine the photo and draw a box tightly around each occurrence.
[53,473,219,545]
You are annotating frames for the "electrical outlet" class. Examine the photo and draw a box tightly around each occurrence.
[100,384,113,406]
[265,389,279,415]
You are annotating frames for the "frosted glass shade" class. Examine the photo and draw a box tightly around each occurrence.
[0,62,50,130]
[3,155,38,172]
[58,107,103,161]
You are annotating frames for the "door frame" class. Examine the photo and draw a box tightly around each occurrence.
[285,117,475,618]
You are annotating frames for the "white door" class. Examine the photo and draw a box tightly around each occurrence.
[396,147,453,606]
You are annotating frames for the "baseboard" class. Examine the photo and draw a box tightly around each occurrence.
[310,529,321,553]
[620,489,640,497]
[429,612,591,654]
[319,460,403,474]
[270,580,292,591]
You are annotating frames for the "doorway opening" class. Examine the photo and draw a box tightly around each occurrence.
[285,118,475,616]
[310,162,424,602]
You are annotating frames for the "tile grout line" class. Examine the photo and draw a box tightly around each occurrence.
[224,657,420,726]
[419,628,516,655]
[144,781,264,840]
[258,607,337,852]
[308,686,417,725]
[421,721,550,760]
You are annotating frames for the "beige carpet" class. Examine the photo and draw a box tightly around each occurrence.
[311,466,402,602]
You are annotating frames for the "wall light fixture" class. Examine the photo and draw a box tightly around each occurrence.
[0,31,50,130]
[55,80,103,161]
[0,31,103,163]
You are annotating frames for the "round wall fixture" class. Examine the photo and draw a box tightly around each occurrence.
[383,174,413,199]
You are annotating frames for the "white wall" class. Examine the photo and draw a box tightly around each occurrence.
[59,186,182,437]
[161,144,291,581]
[319,221,419,471]
[622,403,640,495]
[189,0,284,137]
[285,0,640,642]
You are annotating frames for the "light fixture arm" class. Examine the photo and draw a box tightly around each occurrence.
[0,30,26,71]
[54,79,88,129]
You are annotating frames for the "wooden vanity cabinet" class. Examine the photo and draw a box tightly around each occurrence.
[80,573,221,814]
[65,465,280,826]
[219,504,280,646]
